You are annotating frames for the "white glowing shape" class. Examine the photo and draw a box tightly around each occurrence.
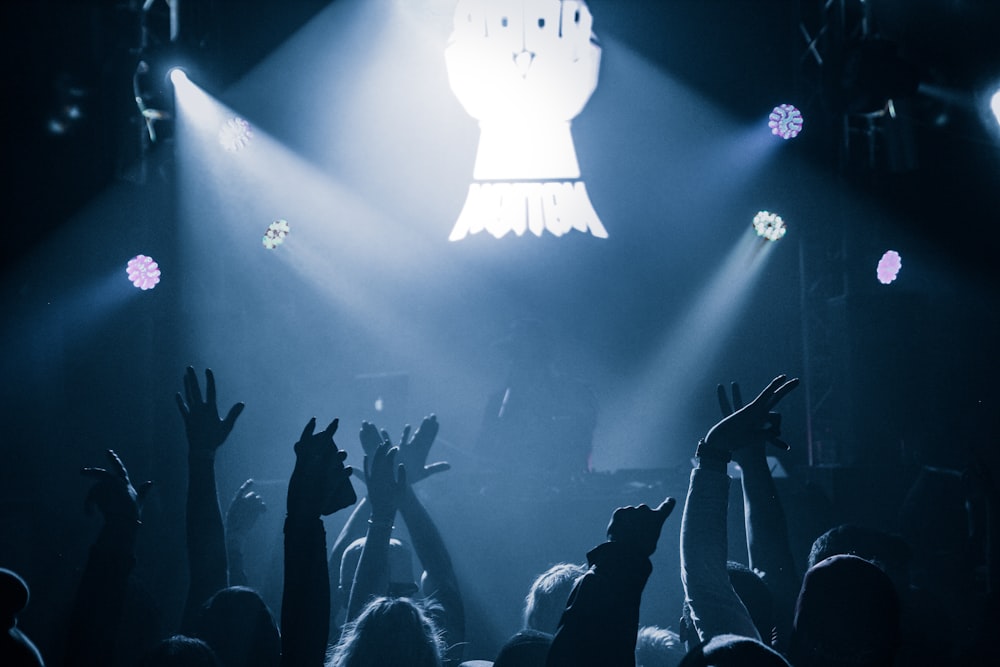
[219,117,253,152]
[263,219,290,249]
[446,0,606,240]
[451,181,605,239]
[374,397,384,412]
[752,211,787,242]
[877,250,902,284]
[768,104,804,139]
[991,89,1000,127]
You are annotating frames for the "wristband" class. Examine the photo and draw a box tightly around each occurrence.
[368,518,394,530]
[695,439,731,464]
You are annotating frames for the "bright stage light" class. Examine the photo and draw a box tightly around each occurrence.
[991,89,1000,127]
[126,254,161,290]
[752,210,787,241]
[876,250,902,284]
[219,116,253,152]
[445,0,607,240]
[768,104,803,139]
[263,219,290,249]
[169,68,188,85]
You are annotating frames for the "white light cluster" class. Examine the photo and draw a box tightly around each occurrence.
[752,211,787,241]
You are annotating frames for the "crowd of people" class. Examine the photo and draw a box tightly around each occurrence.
[2,365,998,666]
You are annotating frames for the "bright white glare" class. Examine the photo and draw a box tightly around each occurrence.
[170,72,225,132]
[753,210,787,241]
[445,0,606,239]
[877,250,902,284]
[991,89,1000,127]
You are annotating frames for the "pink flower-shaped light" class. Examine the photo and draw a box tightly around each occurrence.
[877,250,902,284]
[769,104,804,139]
[126,254,161,290]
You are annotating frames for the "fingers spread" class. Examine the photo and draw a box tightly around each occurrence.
[424,462,451,476]
[654,497,677,518]
[731,382,744,410]
[105,450,128,480]
[300,417,317,443]
[223,402,245,431]
[174,392,189,418]
[184,366,202,405]
[768,377,800,407]
[205,368,217,407]
[717,384,732,416]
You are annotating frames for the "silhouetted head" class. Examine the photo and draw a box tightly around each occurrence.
[522,562,587,633]
[790,554,901,667]
[0,568,30,629]
[141,635,220,667]
[192,586,280,667]
[678,634,791,667]
[339,537,418,602]
[635,625,685,667]
[808,524,911,590]
[327,596,444,667]
[493,629,551,667]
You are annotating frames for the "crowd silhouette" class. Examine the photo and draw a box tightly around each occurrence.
[2,365,997,667]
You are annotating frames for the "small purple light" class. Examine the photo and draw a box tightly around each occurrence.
[769,104,804,139]
[877,250,902,284]
[126,254,161,290]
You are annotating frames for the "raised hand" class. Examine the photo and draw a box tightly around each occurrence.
[385,415,450,485]
[81,449,153,522]
[704,375,799,454]
[719,382,766,469]
[364,442,406,524]
[174,367,245,457]
[226,479,267,538]
[287,418,356,520]
[606,498,676,558]
[358,421,383,462]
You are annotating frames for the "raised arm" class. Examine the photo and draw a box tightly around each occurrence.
[394,416,465,663]
[547,498,676,667]
[680,375,798,644]
[224,478,267,587]
[327,420,388,615]
[175,366,245,630]
[346,440,406,622]
[281,416,357,667]
[723,382,800,650]
[66,450,153,667]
